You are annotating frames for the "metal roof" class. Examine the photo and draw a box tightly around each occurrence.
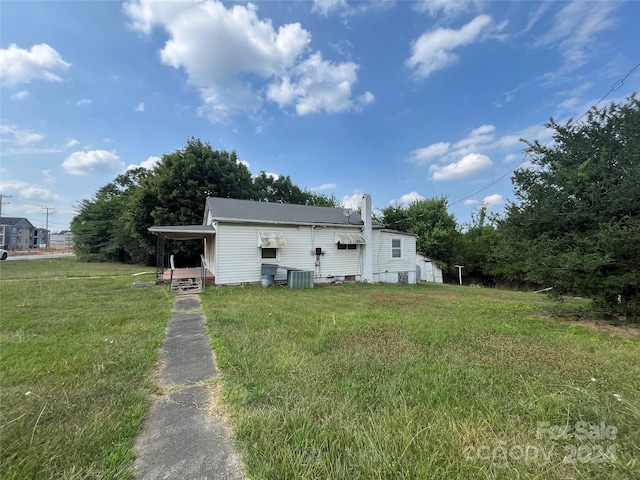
[148,224,216,240]
[335,232,366,244]
[205,197,376,227]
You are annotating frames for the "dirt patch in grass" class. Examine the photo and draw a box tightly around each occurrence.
[336,323,417,362]
[567,319,639,339]
[465,334,583,370]
[369,292,452,312]
[206,381,235,430]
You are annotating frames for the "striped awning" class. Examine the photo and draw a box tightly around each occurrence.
[335,232,366,245]
[258,231,286,248]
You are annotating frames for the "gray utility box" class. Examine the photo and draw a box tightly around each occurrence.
[261,263,278,287]
[287,270,314,289]
[261,264,278,276]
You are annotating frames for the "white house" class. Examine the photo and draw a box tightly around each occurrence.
[150,194,417,286]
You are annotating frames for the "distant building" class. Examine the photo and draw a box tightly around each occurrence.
[0,217,36,250]
[50,231,74,249]
[0,217,54,250]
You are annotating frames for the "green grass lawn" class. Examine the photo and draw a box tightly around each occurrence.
[0,258,171,479]
[203,283,640,480]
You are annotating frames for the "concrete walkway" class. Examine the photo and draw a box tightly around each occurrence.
[134,296,245,480]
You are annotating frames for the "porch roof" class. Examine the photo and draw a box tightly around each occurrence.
[148,224,216,240]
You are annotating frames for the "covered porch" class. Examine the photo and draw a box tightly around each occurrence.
[148,225,216,289]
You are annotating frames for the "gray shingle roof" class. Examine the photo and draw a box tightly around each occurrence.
[205,197,373,227]
[0,217,35,228]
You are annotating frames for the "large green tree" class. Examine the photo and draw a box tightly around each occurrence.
[128,138,255,261]
[253,172,339,206]
[378,196,459,268]
[455,205,502,285]
[71,168,148,262]
[503,96,640,321]
[72,138,340,264]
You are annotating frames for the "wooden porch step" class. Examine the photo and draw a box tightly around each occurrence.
[171,278,202,294]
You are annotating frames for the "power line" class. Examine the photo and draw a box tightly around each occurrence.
[380,61,640,228]
[447,62,640,208]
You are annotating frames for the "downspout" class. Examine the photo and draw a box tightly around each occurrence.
[311,225,319,278]
[361,194,374,283]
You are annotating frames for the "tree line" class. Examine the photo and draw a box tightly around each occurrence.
[72,97,639,322]
[70,138,337,265]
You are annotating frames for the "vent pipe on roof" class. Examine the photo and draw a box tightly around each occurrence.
[361,194,373,283]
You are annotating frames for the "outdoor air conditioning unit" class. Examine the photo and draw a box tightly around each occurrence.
[287,270,314,289]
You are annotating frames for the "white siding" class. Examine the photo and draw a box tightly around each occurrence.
[312,227,362,282]
[214,223,369,285]
[212,222,417,285]
[372,231,417,284]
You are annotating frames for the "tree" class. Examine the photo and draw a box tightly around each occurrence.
[378,197,459,269]
[503,96,640,321]
[253,172,339,206]
[72,137,340,264]
[455,204,502,285]
[71,168,148,262]
[128,138,255,261]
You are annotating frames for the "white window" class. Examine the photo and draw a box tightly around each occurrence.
[258,231,285,260]
[391,238,402,259]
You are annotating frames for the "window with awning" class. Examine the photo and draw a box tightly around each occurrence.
[258,231,286,248]
[335,232,366,245]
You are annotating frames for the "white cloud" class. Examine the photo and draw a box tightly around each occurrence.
[0,124,45,146]
[62,150,124,176]
[464,199,479,205]
[482,193,503,206]
[126,155,161,171]
[406,14,494,79]
[311,183,337,191]
[268,52,361,115]
[76,98,93,106]
[453,124,496,153]
[430,153,492,181]
[64,139,80,149]
[10,90,29,101]
[312,0,348,17]
[0,43,70,85]
[409,142,450,164]
[135,102,145,112]
[238,159,251,171]
[356,91,375,109]
[123,0,369,121]
[42,170,56,184]
[413,0,479,18]
[0,180,63,202]
[342,193,361,210]
[397,191,425,207]
[261,171,280,180]
[311,0,393,18]
[534,1,617,73]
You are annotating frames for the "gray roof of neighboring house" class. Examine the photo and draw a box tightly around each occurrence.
[1,217,35,228]
[205,197,378,227]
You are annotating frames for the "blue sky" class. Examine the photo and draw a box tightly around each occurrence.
[1,0,638,232]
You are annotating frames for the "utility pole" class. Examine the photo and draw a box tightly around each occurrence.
[0,194,11,219]
[42,207,55,248]
[0,195,10,248]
